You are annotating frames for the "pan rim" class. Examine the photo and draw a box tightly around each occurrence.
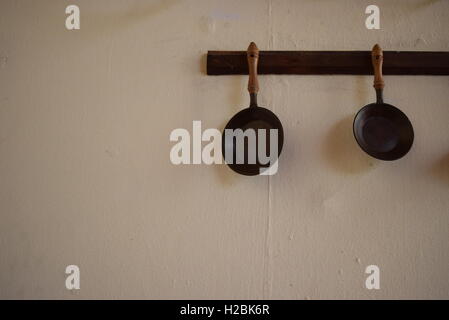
[222,107,284,175]
[353,102,414,161]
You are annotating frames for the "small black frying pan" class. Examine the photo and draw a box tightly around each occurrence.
[353,44,414,161]
[222,42,284,176]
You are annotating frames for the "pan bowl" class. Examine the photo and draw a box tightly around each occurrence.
[222,107,284,176]
[353,103,414,161]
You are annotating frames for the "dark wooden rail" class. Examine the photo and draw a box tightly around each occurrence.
[207,50,449,75]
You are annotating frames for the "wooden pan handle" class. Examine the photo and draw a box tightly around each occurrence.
[247,42,259,94]
[372,44,384,90]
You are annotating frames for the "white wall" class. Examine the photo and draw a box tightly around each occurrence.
[0,0,448,299]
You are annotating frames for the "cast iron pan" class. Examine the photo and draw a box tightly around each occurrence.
[353,44,414,161]
[222,42,284,176]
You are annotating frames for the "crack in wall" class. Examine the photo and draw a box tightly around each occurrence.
[262,0,274,300]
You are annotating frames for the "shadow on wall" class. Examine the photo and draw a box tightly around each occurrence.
[200,54,207,75]
[215,158,241,187]
[213,118,243,187]
[202,52,249,186]
[431,152,449,186]
[322,115,376,174]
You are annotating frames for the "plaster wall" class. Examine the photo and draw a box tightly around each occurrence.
[0,0,448,299]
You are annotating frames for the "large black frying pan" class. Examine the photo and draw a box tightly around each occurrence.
[222,42,284,176]
[353,44,414,161]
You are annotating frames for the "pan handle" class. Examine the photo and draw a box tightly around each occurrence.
[372,44,384,90]
[247,42,259,106]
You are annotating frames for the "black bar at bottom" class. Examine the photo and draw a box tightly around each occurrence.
[2,300,448,318]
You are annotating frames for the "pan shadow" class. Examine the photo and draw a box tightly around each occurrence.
[430,153,449,186]
[200,53,207,75]
[215,161,241,186]
[322,115,376,174]
[213,120,241,187]
[206,60,246,186]
[228,77,246,114]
